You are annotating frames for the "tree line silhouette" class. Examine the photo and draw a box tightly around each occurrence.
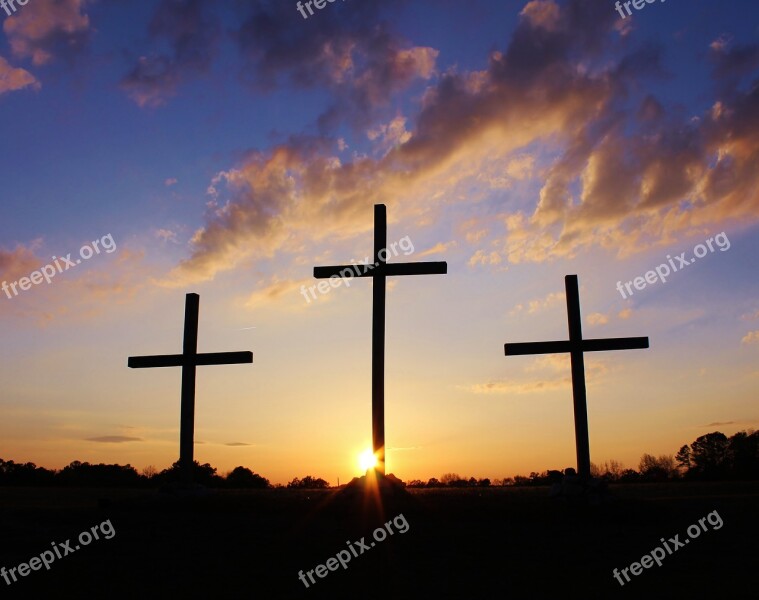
[2,430,755,488]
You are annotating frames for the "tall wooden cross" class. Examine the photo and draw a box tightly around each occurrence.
[314,204,447,474]
[128,293,253,484]
[504,275,649,479]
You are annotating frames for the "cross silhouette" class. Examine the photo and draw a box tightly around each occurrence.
[504,275,649,479]
[314,204,447,474]
[128,293,253,484]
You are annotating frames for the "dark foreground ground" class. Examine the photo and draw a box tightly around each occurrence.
[0,482,756,599]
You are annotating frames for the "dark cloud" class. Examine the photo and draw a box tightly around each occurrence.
[234,0,436,130]
[121,0,220,107]
[711,41,759,83]
[224,442,252,447]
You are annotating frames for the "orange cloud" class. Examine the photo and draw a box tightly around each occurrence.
[0,56,39,95]
[3,0,91,65]
[160,0,759,285]
[418,241,457,258]
[0,238,150,325]
[618,308,633,320]
[469,355,608,395]
[587,312,609,326]
[0,241,42,282]
[468,249,502,268]
[510,291,565,316]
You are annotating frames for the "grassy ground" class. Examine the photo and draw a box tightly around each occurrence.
[0,482,756,598]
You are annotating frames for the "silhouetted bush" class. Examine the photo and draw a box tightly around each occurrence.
[57,461,142,487]
[156,461,224,487]
[287,476,329,489]
[226,466,269,488]
[638,454,677,481]
[0,460,55,486]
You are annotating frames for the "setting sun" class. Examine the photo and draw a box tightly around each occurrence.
[358,449,378,472]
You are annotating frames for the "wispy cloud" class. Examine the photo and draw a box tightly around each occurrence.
[3,0,91,66]
[468,355,607,396]
[618,308,633,320]
[85,436,142,443]
[235,0,436,129]
[587,312,609,326]
[0,56,39,95]
[120,0,220,107]
[470,378,571,395]
[417,241,457,258]
[510,290,565,316]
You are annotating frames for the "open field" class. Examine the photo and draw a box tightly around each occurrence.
[0,482,756,598]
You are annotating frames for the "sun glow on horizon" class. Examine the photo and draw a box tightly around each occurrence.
[358,449,378,472]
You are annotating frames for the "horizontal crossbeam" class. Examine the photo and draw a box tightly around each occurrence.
[314,261,447,279]
[504,341,571,356]
[128,351,253,369]
[583,337,649,352]
[504,337,649,356]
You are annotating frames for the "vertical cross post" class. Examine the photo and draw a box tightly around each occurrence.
[372,205,387,471]
[314,204,447,475]
[128,293,253,485]
[180,294,199,484]
[504,275,649,479]
[566,276,591,479]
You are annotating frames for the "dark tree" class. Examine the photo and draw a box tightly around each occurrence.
[638,454,675,481]
[226,467,270,489]
[690,432,730,479]
[675,445,691,473]
[727,430,759,479]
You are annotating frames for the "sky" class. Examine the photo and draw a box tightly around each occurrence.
[0,0,758,485]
